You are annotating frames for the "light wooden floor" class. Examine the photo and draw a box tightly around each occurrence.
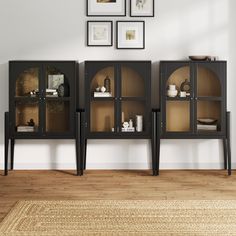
[0,170,235,222]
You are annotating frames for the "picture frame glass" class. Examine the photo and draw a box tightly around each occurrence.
[117,22,144,49]
[87,0,126,16]
[88,22,112,46]
[131,0,154,16]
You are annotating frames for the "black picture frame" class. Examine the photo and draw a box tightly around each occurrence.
[130,0,154,17]
[116,21,145,49]
[87,21,113,47]
[87,0,126,17]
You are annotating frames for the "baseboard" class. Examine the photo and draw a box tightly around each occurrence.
[1,162,235,170]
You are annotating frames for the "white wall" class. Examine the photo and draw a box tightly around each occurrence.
[0,0,235,170]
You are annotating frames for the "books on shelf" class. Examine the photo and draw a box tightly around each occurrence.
[17,126,35,132]
[197,124,217,131]
[122,127,135,132]
[94,92,112,98]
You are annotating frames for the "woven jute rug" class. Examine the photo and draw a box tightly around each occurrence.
[1,200,236,236]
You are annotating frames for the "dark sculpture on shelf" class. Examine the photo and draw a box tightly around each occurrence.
[27,119,35,127]
[104,76,111,93]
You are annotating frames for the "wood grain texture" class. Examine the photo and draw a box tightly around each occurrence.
[0,170,235,223]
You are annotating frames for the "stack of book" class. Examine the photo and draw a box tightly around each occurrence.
[94,92,112,97]
[46,89,58,97]
[197,124,217,131]
[122,127,135,132]
[17,126,35,132]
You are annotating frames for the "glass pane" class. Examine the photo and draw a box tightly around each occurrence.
[166,66,191,98]
[91,67,114,98]
[15,68,39,97]
[90,101,114,132]
[15,101,39,132]
[121,101,145,133]
[46,66,70,98]
[166,101,190,132]
[197,101,221,132]
[121,66,145,97]
[46,101,70,133]
[197,66,221,97]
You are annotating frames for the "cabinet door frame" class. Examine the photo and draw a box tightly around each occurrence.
[160,61,195,138]
[9,61,44,138]
[193,61,226,136]
[42,61,76,138]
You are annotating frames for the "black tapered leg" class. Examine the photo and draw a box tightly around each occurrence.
[83,139,87,170]
[156,112,161,176]
[223,138,228,170]
[226,112,231,176]
[10,139,15,170]
[75,112,82,176]
[4,112,10,176]
[151,111,157,176]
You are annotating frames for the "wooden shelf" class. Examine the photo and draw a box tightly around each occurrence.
[197,96,222,101]
[166,97,190,101]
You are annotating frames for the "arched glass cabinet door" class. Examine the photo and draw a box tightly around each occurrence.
[13,64,41,134]
[120,64,148,134]
[195,63,225,134]
[89,65,115,134]
[44,63,74,134]
[164,63,193,133]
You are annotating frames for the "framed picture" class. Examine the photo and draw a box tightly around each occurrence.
[116,21,145,49]
[87,0,126,17]
[87,21,113,46]
[48,74,64,89]
[130,0,154,17]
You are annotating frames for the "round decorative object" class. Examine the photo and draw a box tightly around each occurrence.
[58,83,69,97]
[100,86,106,93]
[104,76,111,93]
[197,118,217,125]
[180,79,191,93]
[189,56,210,61]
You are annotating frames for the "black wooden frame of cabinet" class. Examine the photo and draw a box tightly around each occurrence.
[80,61,159,175]
[156,60,231,175]
[4,61,84,176]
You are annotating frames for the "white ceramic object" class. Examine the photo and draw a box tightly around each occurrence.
[169,84,176,91]
[167,90,178,97]
[180,91,187,97]
[123,122,129,129]
[129,119,133,128]
[100,86,106,93]
[136,115,143,132]
[96,87,100,92]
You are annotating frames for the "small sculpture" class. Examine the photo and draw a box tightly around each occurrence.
[27,119,35,127]
[100,86,106,93]
[104,76,111,93]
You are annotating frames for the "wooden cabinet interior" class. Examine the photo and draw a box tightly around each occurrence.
[46,101,70,133]
[121,66,145,97]
[15,68,39,97]
[90,67,115,97]
[166,101,190,132]
[197,67,221,97]
[90,101,114,132]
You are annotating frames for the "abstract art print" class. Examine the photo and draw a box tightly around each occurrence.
[130,0,154,17]
[87,0,126,16]
[87,21,113,46]
[116,21,145,49]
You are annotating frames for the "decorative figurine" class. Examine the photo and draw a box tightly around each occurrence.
[27,119,35,127]
[100,86,106,93]
[180,79,191,93]
[104,76,111,93]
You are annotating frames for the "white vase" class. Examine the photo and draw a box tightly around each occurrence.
[136,115,143,132]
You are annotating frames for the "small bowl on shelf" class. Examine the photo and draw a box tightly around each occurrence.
[197,118,217,125]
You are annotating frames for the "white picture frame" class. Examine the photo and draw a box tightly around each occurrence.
[116,21,145,49]
[130,0,154,17]
[87,0,126,16]
[87,21,113,46]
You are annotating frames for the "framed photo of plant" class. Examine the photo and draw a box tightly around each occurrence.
[87,21,113,46]
[116,21,145,49]
[130,0,154,17]
[87,0,126,17]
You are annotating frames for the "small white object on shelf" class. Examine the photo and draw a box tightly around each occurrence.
[17,126,35,132]
[197,124,217,131]
[94,92,112,97]
[122,127,135,132]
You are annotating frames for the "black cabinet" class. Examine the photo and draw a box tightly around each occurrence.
[81,61,159,175]
[159,61,231,175]
[4,61,83,176]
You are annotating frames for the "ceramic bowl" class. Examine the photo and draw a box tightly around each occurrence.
[167,90,178,97]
